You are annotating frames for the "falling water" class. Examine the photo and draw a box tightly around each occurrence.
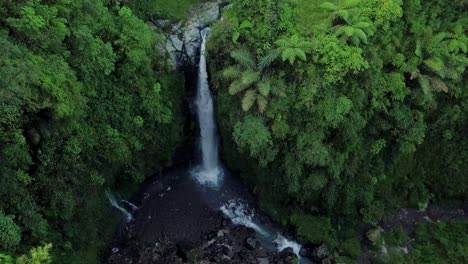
[122,200,139,212]
[274,234,302,257]
[192,28,223,187]
[220,199,268,236]
[106,191,133,222]
[191,28,305,261]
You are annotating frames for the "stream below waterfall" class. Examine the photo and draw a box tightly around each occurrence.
[105,29,312,264]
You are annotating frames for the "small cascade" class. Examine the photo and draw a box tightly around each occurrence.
[220,199,305,261]
[106,191,133,222]
[274,234,302,257]
[220,199,267,236]
[192,27,223,188]
[122,200,139,212]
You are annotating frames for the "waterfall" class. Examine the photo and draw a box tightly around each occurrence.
[192,28,223,187]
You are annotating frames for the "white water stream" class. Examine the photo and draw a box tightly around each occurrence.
[106,191,133,222]
[191,27,223,188]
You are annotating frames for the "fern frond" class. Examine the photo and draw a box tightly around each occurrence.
[354,21,372,29]
[228,80,249,95]
[230,49,255,68]
[257,95,268,114]
[417,74,431,95]
[258,49,281,71]
[275,38,289,48]
[354,28,367,44]
[242,89,257,111]
[222,65,242,80]
[428,76,449,93]
[257,79,271,97]
[336,10,349,22]
[344,0,361,8]
[241,70,260,86]
[295,49,307,61]
[424,57,445,78]
[320,2,339,11]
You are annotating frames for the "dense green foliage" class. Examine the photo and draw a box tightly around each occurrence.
[0,0,184,262]
[380,222,468,264]
[207,0,467,260]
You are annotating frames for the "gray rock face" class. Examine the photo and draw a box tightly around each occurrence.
[152,0,230,67]
[313,243,330,259]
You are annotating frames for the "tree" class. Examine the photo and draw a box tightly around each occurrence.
[321,0,375,46]
[222,49,275,113]
[274,35,312,64]
[0,211,21,250]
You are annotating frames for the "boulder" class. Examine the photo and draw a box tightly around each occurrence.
[257,257,269,264]
[313,243,330,259]
[245,237,260,250]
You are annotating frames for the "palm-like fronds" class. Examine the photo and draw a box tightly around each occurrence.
[222,65,242,80]
[257,79,271,97]
[230,49,255,69]
[257,94,268,113]
[228,80,249,95]
[242,89,257,111]
[274,35,312,65]
[258,49,281,71]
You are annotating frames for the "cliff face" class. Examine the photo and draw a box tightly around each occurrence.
[151,0,231,68]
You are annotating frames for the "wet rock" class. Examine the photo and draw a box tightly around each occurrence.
[151,0,231,67]
[313,243,330,259]
[278,247,297,263]
[256,248,268,258]
[245,237,260,250]
[258,257,269,264]
[299,246,314,258]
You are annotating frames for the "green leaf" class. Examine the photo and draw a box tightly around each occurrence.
[354,28,367,44]
[239,20,253,29]
[320,2,339,11]
[336,10,349,22]
[344,26,355,37]
[232,31,240,44]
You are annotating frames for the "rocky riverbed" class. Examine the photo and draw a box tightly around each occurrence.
[104,165,320,264]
